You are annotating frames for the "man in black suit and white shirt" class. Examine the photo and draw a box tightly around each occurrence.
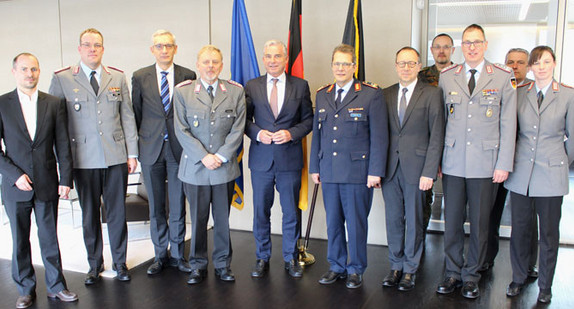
[132,29,197,275]
[0,53,77,308]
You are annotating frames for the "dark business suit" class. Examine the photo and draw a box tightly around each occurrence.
[245,74,313,262]
[310,80,388,275]
[132,64,196,264]
[0,90,72,296]
[382,80,444,274]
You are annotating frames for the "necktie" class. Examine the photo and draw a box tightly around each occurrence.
[269,78,279,118]
[90,71,99,95]
[160,71,170,140]
[468,69,477,95]
[335,88,344,106]
[537,90,544,108]
[399,87,408,125]
[207,85,214,102]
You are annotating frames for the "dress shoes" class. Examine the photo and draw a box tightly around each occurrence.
[398,273,416,291]
[538,289,552,303]
[461,281,480,299]
[113,263,131,281]
[346,273,363,289]
[318,270,347,285]
[84,264,104,285]
[215,267,235,282]
[506,282,523,297]
[251,259,269,278]
[169,258,192,272]
[528,265,539,278]
[478,261,494,272]
[47,289,78,302]
[147,260,164,275]
[16,295,34,309]
[436,277,462,294]
[382,270,403,287]
[285,260,303,278]
[187,269,207,285]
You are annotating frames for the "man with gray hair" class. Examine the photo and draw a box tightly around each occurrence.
[132,30,197,276]
[245,40,313,278]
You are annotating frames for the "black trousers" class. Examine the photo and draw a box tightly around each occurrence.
[74,164,128,268]
[184,181,234,270]
[5,197,67,296]
[509,192,562,290]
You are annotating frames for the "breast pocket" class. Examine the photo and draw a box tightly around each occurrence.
[67,93,90,119]
[186,109,206,133]
[317,110,327,136]
[107,92,122,116]
[446,95,461,120]
[479,96,500,122]
[218,108,237,132]
[343,111,368,137]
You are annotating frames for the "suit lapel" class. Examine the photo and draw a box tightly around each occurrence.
[388,84,401,129]
[336,80,359,112]
[98,68,112,98]
[32,92,49,145]
[212,80,228,110]
[9,90,33,143]
[539,81,559,114]
[74,66,96,96]
[454,67,470,98]
[278,76,294,119]
[260,76,275,118]
[473,64,493,99]
[525,85,539,116]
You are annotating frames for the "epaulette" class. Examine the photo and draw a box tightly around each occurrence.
[517,82,532,88]
[54,66,71,74]
[107,66,124,73]
[227,79,243,88]
[176,80,193,88]
[362,81,379,89]
[561,83,574,89]
[493,63,512,73]
[441,63,458,73]
[317,83,332,92]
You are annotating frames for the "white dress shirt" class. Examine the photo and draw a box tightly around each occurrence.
[17,89,38,140]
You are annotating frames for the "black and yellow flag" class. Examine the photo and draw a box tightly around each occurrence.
[342,0,365,81]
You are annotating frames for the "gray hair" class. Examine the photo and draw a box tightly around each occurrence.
[152,29,176,45]
[263,40,287,55]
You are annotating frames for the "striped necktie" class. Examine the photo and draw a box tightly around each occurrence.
[160,71,169,140]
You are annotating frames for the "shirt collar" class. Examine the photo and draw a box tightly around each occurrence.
[267,72,286,84]
[536,81,552,96]
[155,63,174,75]
[400,79,417,93]
[336,79,354,94]
[200,78,219,93]
[17,88,38,103]
[80,61,101,80]
[464,60,485,75]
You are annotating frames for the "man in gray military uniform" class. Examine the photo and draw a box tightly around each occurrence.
[173,45,246,285]
[435,24,517,299]
[49,28,138,284]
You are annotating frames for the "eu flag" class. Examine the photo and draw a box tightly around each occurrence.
[231,0,260,210]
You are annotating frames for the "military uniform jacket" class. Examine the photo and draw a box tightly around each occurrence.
[418,64,441,87]
[439,60,517,178]
[505,81,574,197]
[309,79,388,184]
[173,79,246,186]
[49,64,138,169]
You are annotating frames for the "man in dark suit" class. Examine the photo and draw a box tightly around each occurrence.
[245,40,313,278]
[0,53,77,308]
[132,29,196,275]
[310,44,388,289]
[381,47,444,291]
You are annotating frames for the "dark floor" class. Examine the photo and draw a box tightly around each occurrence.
[1,231,573,309]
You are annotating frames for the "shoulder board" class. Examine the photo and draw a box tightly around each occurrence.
[561,83,574,89]
[107,66,124,73]
[493,63,512,73]
[527,82,534,91]
[54,66,71,74]
[441,63,459,73]
[227,79,243,88]
[553,81,559,91]
[176,80,193,88]
[362,81,379,89]
[517,82,532,88]
[317,84,333,92]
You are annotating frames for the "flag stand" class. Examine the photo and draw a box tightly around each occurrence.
[298,183,319,266]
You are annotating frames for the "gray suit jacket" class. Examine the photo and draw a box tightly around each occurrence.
[132,64,196,165]
[383,80,445,185]
[173,79,246,185]
[439,60,517,178]
[49,64,138,168]
[505,81,574,196]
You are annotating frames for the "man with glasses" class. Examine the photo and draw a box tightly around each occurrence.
[381,47,444,292]
[132,30,196,276]
[419,33,455,87]
[49,28,138,284]
[310,44,388,289]
[436,24,517,299]
[482,48,538,277]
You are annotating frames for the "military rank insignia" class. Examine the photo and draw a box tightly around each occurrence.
[108,87,121,96]
[510,77,517,89]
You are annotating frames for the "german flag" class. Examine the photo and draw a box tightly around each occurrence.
[342,0,365,81]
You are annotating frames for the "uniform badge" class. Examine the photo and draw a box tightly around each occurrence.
[193,115,199,127]
[511,77,517,89]
[486,108,493,118]
[449,105,454,114]
[108,87,121,97]
[74,102,81,111]
[318,123,322,130]
[448,91,458,95]
[73,88,79,93]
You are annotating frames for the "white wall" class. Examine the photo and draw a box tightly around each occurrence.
[0,0,416,245]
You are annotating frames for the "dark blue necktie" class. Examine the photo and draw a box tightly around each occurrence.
[160,71,169,140]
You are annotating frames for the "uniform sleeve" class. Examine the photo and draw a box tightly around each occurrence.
[119,74,139,157]
[495,72,518,172]
[367,87,388,178]
[421,86,445,180]
[217,88,246,161]
[48,73,65,99]
[565,91,574,165]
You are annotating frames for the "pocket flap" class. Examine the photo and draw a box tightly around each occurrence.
[351,151,368,161]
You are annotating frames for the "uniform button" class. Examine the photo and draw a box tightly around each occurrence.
[98,121,102,124]
[72,138,75,142]
[467,128,471,132]
[184,155,188,158]
[531,148,535,151]
[212,110,215,113]
[335,114,339,118]
[530,158,534,162]
[210,134,214,137]
[468,114,472,118]
[333,152,337,156]
[354,117,358,121]
[211,121,215,125]
[209,145,212,148]
[533,125,537,129]
[99,132,103,136]
[533,136,537,140]
[467,142,471,145]
[469,101,473,105]
[98,110,101,114]
[362,155,366,159]
[97,101,100,104]
[333,126,338,130]
[333,139,337,143]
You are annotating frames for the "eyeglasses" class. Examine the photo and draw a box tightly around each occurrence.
[461,41,485,48]
[396,61,419,68]
[332,62,354,68]
[431,45,452,51]
[153,44,175,50]
[80,43,103,49]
